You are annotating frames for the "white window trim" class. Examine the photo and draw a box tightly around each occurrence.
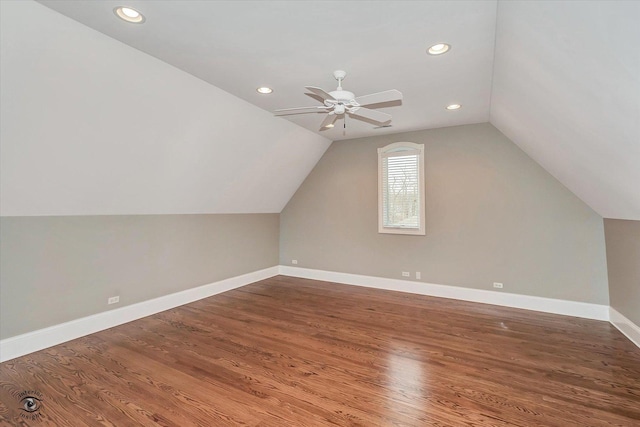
[378,142,425,236]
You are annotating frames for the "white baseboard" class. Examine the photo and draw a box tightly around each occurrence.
[3,266,632,363]
[609,307,640,349]
[0,266,279,363]
[279,266,610,321]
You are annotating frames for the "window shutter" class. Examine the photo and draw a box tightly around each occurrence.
[378,142,425,235]
[382,150,420,228]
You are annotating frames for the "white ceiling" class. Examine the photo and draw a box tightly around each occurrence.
[36,0,497,141]
[491,1,640,220]
[18,1,640,219]
[1,0,330,216]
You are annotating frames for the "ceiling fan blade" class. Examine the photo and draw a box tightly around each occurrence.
[319,113,338,131]
[274,106,328,115]
[354,89,403,106]
[305,86,336,101]
[348,107,392,124]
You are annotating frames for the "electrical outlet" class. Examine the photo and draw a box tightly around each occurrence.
[493,282,504,289]
[402,272,410,277]
[416,272,421,279]
[108,296,120,305]
[292,259,298,265]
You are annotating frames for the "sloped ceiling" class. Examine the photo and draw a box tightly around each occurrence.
[491,1,640,220]
[35,0,498,141]
[0,1,330,216]
[3,1,639,219]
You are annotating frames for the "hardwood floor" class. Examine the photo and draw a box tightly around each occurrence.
[1,275,639,426]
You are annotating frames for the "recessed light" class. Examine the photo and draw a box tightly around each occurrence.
[325,124,334,128]
[256,87,273,94]
[428,43,450,55]
[446,104,461,110]
[114,6,145,23]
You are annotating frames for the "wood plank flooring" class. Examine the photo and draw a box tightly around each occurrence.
[1,275,639,426]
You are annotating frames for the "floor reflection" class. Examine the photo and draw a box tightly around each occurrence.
[385,344,426,406]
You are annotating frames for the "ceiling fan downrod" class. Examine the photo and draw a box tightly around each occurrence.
[333,70,347,91]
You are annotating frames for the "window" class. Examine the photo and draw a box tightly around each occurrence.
[378,142,425,235]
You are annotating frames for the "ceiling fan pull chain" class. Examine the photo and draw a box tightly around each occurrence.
[344,114,347,135]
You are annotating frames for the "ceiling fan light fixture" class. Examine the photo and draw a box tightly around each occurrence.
[114,6,145,23]
[428,43,450,55]
[256,87,273,94]
[446,103,461,110]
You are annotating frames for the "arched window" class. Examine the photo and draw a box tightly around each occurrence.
[378,142,425,235]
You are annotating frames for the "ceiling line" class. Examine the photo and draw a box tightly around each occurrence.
[487,0,500,117]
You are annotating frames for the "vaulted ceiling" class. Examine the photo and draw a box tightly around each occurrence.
[491,1,640,220]
[4,1,639,219]
[36,0,498,140]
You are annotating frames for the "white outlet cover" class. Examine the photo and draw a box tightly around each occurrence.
[292,259,298,265]
[493,282,504,289]
[416,272,421,279]
[402,272,410,277]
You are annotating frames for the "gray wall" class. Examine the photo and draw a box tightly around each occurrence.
[281,123,609,305]
[0,214,279,339]
[604,219,640,325]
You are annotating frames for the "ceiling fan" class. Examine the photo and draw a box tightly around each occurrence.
[274,70,403,131]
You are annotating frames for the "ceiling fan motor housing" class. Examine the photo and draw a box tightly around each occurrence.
[326,90,356,107]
